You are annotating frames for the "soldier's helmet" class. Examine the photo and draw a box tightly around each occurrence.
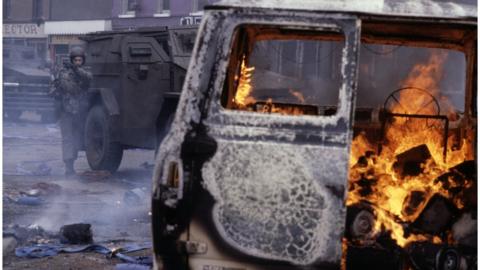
[69,46,86,64]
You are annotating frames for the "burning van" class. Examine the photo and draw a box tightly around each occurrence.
[152,0,477,269]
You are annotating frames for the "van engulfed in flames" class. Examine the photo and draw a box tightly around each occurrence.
[231,51,476,269]
[346,52,475,269]
[348,52,474,242]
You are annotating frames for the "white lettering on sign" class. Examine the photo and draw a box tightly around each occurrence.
[180,16,202,26]
[3,24,45,37]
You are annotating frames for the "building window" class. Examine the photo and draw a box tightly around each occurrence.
[120,0,137,17]
[155,0,170,16]
[192,0,209,13]
[32,0,43,19]
[3,0,11,19]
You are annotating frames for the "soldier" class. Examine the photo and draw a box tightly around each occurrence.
[52,46,92,175]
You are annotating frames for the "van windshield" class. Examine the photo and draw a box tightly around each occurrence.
[357,44,466,114]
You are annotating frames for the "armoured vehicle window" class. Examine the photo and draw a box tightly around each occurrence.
[153,36,170,56]
[129,46,152,56]
[171,30,196,55]
[221,25,345,116]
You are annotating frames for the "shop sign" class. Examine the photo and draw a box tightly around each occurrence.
[180,16,202,26]
[3,23,46,38]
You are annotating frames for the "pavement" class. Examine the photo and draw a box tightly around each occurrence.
[3,118,156,269]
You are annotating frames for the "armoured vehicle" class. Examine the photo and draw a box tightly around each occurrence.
[81,26,196,172]
[152,0,477,270]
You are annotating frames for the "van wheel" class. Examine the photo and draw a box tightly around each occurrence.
[85,105,123,173]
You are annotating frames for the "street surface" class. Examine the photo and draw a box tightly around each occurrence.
[3,117,155,269]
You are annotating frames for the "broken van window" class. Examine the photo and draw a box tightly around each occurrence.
[222,25,345,116]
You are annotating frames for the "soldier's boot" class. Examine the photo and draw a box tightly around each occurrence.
[64,159,76,176]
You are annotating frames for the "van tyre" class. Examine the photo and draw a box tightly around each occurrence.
[85,105,123,173]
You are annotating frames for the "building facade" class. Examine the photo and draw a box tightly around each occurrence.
[111,0,219,30]
[45,0,113,66]
[3,0,220,67]
[3,0,50,70]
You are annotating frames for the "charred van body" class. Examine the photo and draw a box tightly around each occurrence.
[152,1,477,269]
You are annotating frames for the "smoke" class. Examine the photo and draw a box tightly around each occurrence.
[3,121,154,243]
[357,44,466,112]
[31,170,153,242]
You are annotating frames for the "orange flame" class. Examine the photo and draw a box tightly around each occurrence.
[348,52,474,248]
[234,56,256,108]
[231,58,309,115]
[289,89,306,103]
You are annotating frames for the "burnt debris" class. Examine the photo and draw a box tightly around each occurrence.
[402,190,427,217]
[411,195,458,236]
[347,147,476,269]
[392,144,432,177]
[346,203,377,245]
[59,223,93,244]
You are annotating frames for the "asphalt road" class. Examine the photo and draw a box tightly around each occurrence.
[3,119,156,269]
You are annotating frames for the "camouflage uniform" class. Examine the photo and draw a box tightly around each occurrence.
[54,62,92,167]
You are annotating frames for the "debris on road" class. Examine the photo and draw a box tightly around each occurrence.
[5,182,62,206]
[16,196,44,206]
[15,242,153,267]
[4,122,155,268]
[60,223,93,244]
[3,224,55,244]
[30,182,62,196]
[15,243,110,258]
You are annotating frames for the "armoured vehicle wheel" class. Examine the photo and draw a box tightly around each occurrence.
[85,105,123,173]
